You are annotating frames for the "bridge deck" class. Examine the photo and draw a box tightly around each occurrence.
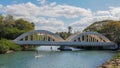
[13,41,116,46]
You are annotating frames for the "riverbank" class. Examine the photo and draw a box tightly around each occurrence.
[97,52,120,68]
[0,39,21,54]
[6,50,14,53]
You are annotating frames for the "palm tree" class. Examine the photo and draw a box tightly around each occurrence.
[68,26,72,33]
[68,26,72,36]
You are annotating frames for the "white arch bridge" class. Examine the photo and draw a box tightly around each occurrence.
[13,30,118,50]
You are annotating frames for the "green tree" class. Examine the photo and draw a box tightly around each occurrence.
[99,21,120,43]
[0,14,35,40]
[56,32,72,40]
[15,18,34,31]
[0,14,4,24]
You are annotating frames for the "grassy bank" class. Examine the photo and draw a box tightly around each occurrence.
[0,39,21,54]
[111,53,120,60]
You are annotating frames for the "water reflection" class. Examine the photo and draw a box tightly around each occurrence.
[36,46,60,51]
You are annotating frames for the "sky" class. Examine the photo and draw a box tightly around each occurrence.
[0,0,120,32]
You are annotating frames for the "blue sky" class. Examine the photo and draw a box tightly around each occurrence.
[1,0,120,11]
[0,0,120,32]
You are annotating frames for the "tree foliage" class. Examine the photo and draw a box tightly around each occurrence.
[68,26,72,36]
[56,32,69,40]
[0,14,34,40]
[56,26,73,40]
[84,20,120,45]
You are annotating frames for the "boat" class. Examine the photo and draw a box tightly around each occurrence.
[35,55,41,58]
[35,50,41,58]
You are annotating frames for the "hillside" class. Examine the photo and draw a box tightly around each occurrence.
[83,20,120,45]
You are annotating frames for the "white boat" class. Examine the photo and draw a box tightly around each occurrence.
[35,55,41,58]
[35,50,41,58]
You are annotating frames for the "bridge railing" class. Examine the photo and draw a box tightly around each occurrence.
[13,40,116,46]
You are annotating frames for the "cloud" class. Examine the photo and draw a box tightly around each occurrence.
[0,4,3,11]
[1,2,93,32]
[35,26,67,33]
[70,7,120,31]
[70,17,93,31]
[4,2,39,17]
[109,7,120,17]
[35,18,64,26]
[50,2,57,6]
[52,5,92,18]
[96,11,110,16]
[1,1,120,32]
[34,17,66,32]
[0,4,3,8]
[70,15,120,31]
[37,0,46,5]
[4,2,92,19]
[0,4,4,14]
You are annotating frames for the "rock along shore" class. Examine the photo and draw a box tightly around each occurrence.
[97,58,120,68]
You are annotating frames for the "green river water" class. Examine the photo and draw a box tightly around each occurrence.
[0,46,116,68]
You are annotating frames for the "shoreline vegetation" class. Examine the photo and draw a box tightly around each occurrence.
[0,39,21,54]
[0,38,36,54]
[0,14,35,54]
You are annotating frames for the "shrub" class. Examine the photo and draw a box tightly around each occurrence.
[0,39,21,53]
[0,43,9,53]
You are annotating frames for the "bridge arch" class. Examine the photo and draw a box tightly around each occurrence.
[66,32,111,42]
[14,30,64,42]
